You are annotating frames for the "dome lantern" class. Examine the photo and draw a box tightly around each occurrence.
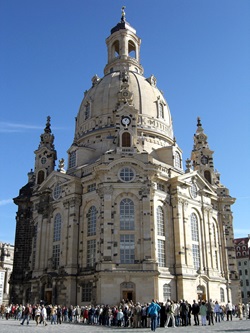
[104,7,143,75]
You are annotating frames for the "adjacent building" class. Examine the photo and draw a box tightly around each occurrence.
[0,242,14,304]
[10,9,240,306]
[234,236,250,304]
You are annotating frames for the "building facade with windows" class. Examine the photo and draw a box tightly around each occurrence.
[10,10,239,306]
[0,242,14,304]
[234,236,250,304]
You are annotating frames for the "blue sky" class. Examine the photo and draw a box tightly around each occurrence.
[1,0,250,244]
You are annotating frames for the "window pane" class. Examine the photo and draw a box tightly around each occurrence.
[191,213,199,242]
[81,282,92,302]
[163,284,171,302]
[157,206,164,236]
[174,152,181,169]
[120,234,135,264]
[87,239,96,267]
[52,244,60,269]
[53,213,61,242]
[220,288,225,302]
[158,239,166,267]
[69,151,76,168]
[120,168,134,182]
[192,244,200,270]
[120,199,135,230]
[87,206,97,236]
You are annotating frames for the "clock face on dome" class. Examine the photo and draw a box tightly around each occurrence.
[121,116,131,126]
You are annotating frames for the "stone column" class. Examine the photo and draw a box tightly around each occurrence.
[101,186,113,262]
[63,197,81,274]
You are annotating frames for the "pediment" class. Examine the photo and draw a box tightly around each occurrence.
[175,171,216,196]
[37,170,77,192]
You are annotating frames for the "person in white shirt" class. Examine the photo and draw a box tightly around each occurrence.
[41,305,48,326]
[226,301,233,321]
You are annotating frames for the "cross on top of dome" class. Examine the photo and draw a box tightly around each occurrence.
[121,6,126,22]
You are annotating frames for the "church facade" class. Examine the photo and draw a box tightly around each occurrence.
[10,10,240,306]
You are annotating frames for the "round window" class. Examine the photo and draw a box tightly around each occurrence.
[53,183,62,200]
[190,183,198,198]
[119,167,135,182]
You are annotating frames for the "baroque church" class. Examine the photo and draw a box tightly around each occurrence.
[10,9,240,306]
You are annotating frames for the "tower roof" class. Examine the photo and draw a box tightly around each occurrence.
[110,6,136,35]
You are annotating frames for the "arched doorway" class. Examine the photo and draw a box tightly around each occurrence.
[40,275,53,305]
[121,282,135,303]
[197,285,206,301]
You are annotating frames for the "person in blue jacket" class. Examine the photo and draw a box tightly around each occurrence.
[147,299,161,332]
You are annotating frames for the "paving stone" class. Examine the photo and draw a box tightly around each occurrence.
[0,317,250,333]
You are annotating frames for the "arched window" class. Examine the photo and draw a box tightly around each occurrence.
[122,132,131,147]
[215,250,219,269]
[204,170,212,184]
[37,170,45,184]
[120,234,135,264]
[120,199,134,230]
[85,102,90,120]
[87,239,96,267]
[87,206,97,236]
[53,213,62,242]
[53,213,61,269]
[157,239,166,267]
[158,103,164,118]
[81,281,93,302]
[69,150,76,168]
[220,288,225,302]
[174,152,181,169]
[190,183,197,198]
[157,206,164,236]
[128,40,136,59]
[112,40,120,58]
[191,213,200,270]
[163,284,171,302]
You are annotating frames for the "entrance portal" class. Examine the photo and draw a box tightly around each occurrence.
[45,290,52,304]
[121,281,135,303]
[123,290,133,302]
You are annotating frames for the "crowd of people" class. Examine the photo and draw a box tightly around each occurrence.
[0,298,249,330]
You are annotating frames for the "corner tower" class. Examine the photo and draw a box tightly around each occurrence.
[191,117,220,186]
[34,116,57,184]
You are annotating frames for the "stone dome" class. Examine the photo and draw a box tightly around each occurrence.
[75,71,173,138]
[72,14,174,162]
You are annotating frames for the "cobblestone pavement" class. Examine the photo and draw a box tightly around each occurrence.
[0,318,250,333]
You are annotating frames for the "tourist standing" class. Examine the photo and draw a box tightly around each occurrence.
[191,300,200,326]
[41,305,48,326]
[148,299,161,332]
[226,301,233,321]
[199,301,207,326]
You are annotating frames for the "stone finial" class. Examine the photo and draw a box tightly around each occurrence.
[58,158,66,173]
[45,116,51,133]
[185,158,192,173]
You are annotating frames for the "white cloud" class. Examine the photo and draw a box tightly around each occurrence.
[0,122,43,133]
[0,199,13,206]
[0,122,68,133]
